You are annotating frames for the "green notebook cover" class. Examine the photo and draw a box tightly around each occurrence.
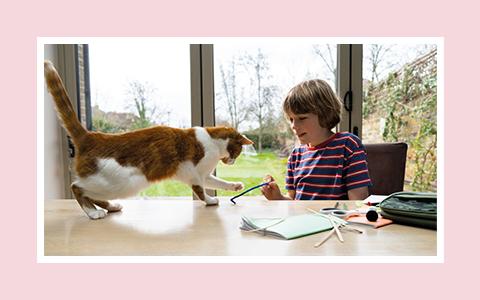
[240,214,334,240]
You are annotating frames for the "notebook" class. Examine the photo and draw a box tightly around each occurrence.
[240,214,334,240]
[362,195,388,206]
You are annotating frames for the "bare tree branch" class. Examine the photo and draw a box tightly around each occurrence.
[241,49,279,152]
[125,80,171,129]
[217,59,249,130]
[313,44,337,84]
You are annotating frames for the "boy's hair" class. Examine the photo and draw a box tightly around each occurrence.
[283,79,342,129]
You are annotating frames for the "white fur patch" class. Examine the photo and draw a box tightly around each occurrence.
[194,127,229,160]
[173,160,198,185]
[195,128,229,173]
[75,158,150,200]
[172,128,228,187]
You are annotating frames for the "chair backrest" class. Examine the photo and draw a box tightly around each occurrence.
[364,142,408,195]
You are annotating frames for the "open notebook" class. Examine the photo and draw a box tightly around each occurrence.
[240,214,334,240]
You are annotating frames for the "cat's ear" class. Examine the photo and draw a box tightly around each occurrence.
[240,135,254,145]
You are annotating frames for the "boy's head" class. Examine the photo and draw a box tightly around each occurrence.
[283,79,342,129]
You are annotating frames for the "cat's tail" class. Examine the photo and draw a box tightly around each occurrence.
[44,60,87,141]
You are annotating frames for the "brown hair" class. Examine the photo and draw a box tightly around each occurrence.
[283,79,342,129]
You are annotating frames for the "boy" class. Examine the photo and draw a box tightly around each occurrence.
[261,79,371,200]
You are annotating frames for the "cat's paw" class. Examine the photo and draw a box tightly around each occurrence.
[229,182,244,191]
[107,202,123,212]
[205,197,219,206]
[87,209,107,220]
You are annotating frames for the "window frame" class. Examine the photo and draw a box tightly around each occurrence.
[337,44,363,137]
[44,44,79,199]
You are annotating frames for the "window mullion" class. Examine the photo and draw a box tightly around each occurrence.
[337,44,363,138]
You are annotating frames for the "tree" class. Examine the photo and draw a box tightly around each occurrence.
[125,80,171,129]
[241,49,279,152]
[367,44,394,83]
[92,117,120,133]
[217,59,249,130]
[312,44,337,85]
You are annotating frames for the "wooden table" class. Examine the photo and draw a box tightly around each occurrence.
[43,198,437,256]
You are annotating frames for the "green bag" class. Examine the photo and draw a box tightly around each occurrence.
[379,192,437,229]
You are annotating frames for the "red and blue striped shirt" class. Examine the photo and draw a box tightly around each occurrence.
[286,132,372,200]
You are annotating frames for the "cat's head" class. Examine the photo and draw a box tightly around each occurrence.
[206,127,254,165]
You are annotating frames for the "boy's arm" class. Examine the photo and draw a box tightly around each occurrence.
[344,135,372,200]
[347,186,369,200]
[286,190,295,200]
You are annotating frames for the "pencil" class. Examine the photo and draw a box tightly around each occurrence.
[329,215,344,243]
[314,228,336,248]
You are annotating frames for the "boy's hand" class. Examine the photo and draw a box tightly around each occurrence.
[261,176,284,200]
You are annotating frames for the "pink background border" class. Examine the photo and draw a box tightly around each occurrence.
[1,0,475,298]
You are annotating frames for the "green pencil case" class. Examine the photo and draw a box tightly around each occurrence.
[379,191,437,230]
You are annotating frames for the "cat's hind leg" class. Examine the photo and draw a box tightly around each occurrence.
[90,199,123,213]
[71,184,107,219]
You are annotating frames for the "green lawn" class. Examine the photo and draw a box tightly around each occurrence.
[140,151,288,197]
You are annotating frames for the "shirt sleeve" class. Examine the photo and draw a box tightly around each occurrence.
[344,137,372,191]
[285,149,296,191]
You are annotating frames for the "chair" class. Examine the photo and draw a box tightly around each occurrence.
[364,142,408,195]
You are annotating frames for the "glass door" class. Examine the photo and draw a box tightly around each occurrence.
[362,44,437,192]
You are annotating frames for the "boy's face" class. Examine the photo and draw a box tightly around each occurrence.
[287,112,324,145]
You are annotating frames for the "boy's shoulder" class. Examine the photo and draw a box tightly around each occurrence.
[290,132,364,155]
[333,131,363,148]
[290,144,307,154]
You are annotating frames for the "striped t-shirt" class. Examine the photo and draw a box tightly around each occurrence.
[286,132,372,200]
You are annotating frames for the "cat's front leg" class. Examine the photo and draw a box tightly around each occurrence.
[191,184,219,206]
[227,181,244,191]
[204,174,244,191]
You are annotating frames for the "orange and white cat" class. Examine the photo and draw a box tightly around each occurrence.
[44,60,252,219]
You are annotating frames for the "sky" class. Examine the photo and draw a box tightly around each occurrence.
[89,40,191,127]
[88,39,436,130]
[88,39,336,129]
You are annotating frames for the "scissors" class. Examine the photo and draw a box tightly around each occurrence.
[319,203,361,219]
[230,178,274,204]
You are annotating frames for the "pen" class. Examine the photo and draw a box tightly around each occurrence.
[230,182,270,204]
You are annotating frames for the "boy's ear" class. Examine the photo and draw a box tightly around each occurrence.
[240,135,254,145]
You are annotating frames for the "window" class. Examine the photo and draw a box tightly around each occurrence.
[362,44,437,192]
[88,40,192,196]
[51,39,438,198]
[213,41,338,196]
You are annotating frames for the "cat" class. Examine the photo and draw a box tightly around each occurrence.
[44,60,252,220]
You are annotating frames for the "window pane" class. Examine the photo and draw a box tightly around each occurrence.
[88,40,192,196]
[362,44,437,192]
[213,41,337,196]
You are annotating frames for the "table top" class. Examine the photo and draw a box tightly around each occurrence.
[43,198,437,257]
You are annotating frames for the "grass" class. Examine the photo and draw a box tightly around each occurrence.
[139,151,288,197]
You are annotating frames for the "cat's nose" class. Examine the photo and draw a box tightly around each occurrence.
[226,158,235,165]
